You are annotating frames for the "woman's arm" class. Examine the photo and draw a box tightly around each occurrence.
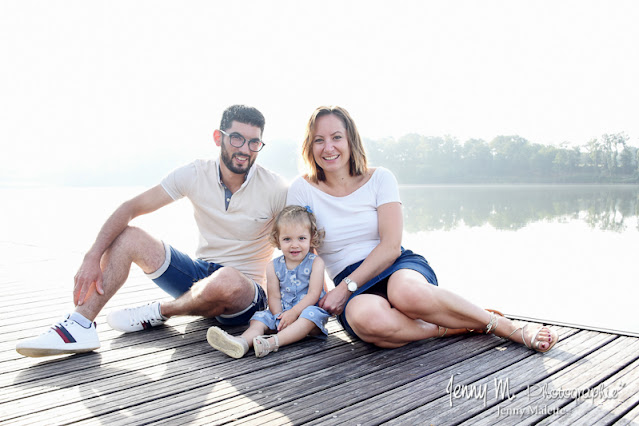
[319,202,403,315]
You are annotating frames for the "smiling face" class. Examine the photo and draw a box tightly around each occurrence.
[277,220,312,267]
[311,113,351,176]
[216,121,261,175]
[301,106,368,183]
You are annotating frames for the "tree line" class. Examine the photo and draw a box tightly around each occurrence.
[364,132,639,184]
[399,185,639,233]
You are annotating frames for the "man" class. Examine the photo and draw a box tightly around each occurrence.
[16,105,288,357]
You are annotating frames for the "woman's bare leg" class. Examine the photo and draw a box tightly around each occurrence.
[387,269,556,351]
[345,293,439,348]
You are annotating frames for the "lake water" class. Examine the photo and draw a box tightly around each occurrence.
[400,185,639,336]
[2,185,637,335]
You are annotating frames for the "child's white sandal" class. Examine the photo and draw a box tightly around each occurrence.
[253,335,279,358]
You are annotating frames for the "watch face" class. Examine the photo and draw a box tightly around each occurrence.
[347,280,357,292]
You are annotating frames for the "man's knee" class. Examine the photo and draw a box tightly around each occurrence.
[193,267,254,307]
[111,226,148,250]
[107,226,165,272]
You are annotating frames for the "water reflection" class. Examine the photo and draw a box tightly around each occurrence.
[401,185,639,233]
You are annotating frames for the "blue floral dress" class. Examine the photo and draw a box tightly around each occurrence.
[251,253,330,336]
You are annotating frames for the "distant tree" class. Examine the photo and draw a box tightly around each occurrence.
[530,144,556,176]
[490,135,532,176]
[363,132,636,184]
[600,133,628,176]
[620,145,635,174]
[462,138,492,177]
[584,138,602,173]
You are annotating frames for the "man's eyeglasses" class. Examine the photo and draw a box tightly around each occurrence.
[220,130,265,152]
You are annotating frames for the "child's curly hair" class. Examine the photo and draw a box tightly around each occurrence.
[270,205,325,249]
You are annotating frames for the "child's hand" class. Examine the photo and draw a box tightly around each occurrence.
[277,310,299,331]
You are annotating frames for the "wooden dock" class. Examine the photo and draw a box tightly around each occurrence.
[1,241,639,425]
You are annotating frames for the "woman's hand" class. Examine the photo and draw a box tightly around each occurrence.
[319,283,351,315]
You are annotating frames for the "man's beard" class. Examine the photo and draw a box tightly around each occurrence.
[220,142,255,175]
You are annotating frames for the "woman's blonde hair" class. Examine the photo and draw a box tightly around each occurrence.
[301,106,368,183]
[270,205,325,249]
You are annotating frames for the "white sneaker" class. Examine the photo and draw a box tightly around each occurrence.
[16,315,100,357]
[206,326,249,358]
[107,302,166,333]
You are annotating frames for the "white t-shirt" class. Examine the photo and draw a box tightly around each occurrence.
[162,158,288,285]
[286,167,401,279]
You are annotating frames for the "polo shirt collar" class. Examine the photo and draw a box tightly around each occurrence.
[215,157,256,191]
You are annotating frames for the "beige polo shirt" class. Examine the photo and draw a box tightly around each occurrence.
[161,158,288,286]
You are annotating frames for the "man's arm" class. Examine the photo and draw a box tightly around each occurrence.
[73,185,175,305]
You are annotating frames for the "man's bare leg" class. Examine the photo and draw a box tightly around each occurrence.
[15,226,166,357]
[75,226,166,322]
[160,267,257,319]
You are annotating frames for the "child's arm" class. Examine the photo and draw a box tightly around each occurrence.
[266,262,282,316]
[277,256,326,331]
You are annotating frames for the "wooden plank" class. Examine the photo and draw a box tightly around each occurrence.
[3,242,639,424]
[73,331,367,425]
[615,402,639,426]
[538,356,639,425]
[378,328,615,425]
[217,335,515,425]
[447,335,639,425]
[0,323,351,424]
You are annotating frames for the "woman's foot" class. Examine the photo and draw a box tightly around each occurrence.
[253,335,279,358]
[509,324,559,353]
[206,326,249,358]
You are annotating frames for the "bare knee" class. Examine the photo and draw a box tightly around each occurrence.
[105,226,164,273]
[110,226,142,249]
[191,267,254,314]
[347,306,401,348]
[107,226,152,256]
[388,278,437,319]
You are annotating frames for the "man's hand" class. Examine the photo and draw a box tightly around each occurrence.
[277,310,299,331]
[73,257,104,306]
[319,283,351,315]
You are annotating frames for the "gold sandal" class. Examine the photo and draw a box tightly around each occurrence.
[508,324,559,353]
[437,309,504,337]
[466,309,505,334]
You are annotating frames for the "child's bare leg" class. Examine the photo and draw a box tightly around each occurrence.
[262,318,318,349]
[240,320,270,348]
[207,320,268,358]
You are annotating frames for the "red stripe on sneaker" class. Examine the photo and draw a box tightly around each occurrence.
[142,321,151,330]
[54,325,77,343]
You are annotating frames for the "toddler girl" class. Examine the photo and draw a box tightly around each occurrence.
[207,205,330,358]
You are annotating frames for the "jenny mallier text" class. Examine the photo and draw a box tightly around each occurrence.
[446,373,625,409]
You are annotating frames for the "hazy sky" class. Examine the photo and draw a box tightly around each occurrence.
[2,1,638,184]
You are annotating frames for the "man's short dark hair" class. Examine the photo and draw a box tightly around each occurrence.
[220,105,266,135]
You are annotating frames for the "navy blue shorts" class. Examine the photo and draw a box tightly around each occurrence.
[147,242,267,325]
[332,248,438,338]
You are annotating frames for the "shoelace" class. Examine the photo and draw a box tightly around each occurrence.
[128,304,158,327]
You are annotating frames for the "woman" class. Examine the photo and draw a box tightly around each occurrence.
[287,105,558,352]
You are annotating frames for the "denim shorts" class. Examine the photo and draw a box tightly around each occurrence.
[147,242,267,325]
[332,248,438,339]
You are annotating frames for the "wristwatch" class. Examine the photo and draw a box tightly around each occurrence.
[344,277,358,292]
